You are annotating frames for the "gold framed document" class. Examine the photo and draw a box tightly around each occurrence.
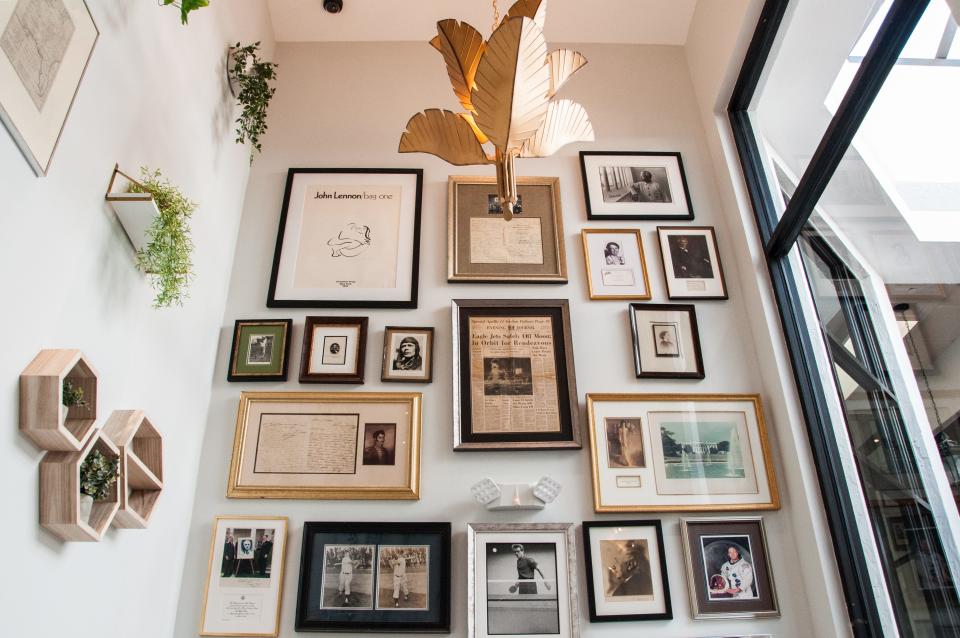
[227,392,422,500]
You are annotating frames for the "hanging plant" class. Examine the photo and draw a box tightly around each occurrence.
[229,42,279,162]
[161,0,210,25]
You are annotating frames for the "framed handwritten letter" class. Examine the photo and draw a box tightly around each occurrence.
[267,169,423,308]
[227,392,422,499]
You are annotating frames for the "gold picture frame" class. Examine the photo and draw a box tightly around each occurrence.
[580,228,652,300]
[227,392,422,499]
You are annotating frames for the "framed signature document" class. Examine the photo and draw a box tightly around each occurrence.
[227,392,422,499]
[448,176,567,283]
[267,168,423,308]
[452,299,580,451]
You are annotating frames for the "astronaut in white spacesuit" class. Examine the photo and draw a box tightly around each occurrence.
[714,546,756,599]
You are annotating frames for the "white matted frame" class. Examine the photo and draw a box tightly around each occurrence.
[580,151,694,220]
[580,229,652,300]
[657,226,728,300]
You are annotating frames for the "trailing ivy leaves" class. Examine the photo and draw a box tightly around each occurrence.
[162,0,210,25]
[230,42,279,162]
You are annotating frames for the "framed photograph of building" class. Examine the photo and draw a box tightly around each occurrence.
[299,316,368,384]
[227,319,293,382]
[267,168,423,308]
[628,304,704,378]
[448,176,567,283]
[452,299,580,451]
[226,391,422,499]
[585,394,779,512]
[579,151,694,221]
[680,517,779,619]
[381,326,434,383]
[467,523,579,638]
[657,226,728,300]
[294,521,451,632]
[200,516,289,637]
[580,229,652,300]
[581,520,672,622]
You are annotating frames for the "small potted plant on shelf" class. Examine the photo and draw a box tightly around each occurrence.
[62,380,87,419]
[228,42,279,162]
[78,448,119,524]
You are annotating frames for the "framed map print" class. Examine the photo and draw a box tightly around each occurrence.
[267,168,423,308]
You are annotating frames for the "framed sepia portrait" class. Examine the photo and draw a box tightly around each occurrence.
[267,168,423,308]
[448,176,567,283]
[294,521,451,632]
[381,326,434,383]
[657,226,728,300]
[580,229,652,300]
[467,523,579,638]
[581,520,672,622]
[628,304,704,379]
[227,319,293,382]
[579,151,694,221]
[452,299,580,451]
[200,515,289,637]
[680,517,779,619]
[299,316,368,384]
[227,391,422,500]
[586,394,779,512]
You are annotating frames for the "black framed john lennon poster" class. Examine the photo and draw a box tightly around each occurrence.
[267,169,423,308]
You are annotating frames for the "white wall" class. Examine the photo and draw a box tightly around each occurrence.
[174,40,828,637]
[0,2,273,636]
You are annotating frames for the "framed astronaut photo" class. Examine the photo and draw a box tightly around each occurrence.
[657,226,728,300]
[299,316,368,383]
[629,304,704,379]
[580,229,652,300]
[227,319,293,382]
[581,520,672,622]
[381,326,434,383]
[295,521,451,632]
[267,168,423,308]
[680,517,779,619]
[579,151,694,220]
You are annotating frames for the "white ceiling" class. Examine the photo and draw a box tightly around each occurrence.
[266,0,697,45]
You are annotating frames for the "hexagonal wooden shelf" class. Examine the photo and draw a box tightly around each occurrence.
[103,410,163,529]
[20,349,99,451]
[40,430,120,542]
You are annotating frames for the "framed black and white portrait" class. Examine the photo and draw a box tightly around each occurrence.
[580,151,694,220]
[381,326,434,383]
[227,319,293,382]
[628,304,704,378]
[580,229,652,300]
[657,226,728,300]
[299,316,368,383]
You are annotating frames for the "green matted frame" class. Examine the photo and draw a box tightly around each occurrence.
[227,319,294,382]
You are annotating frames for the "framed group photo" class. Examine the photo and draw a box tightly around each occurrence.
[227,391,422,500]
[580,229,652,300]
[585,394,779,512]
[381,326,434,383]
[579,151,694,221]
[299,316,368,383]
[295,522,451,632]
[227,319,293,382]
[628,304,704,379]
[657,226,728,300]
[267,168,423,308]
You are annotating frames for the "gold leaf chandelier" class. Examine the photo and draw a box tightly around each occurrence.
[399,0,594,220]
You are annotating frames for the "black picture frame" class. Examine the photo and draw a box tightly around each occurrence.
[582,520,672,622]
[295,521,451,633]
[657,226,729,300]
[299,316,368,384]
[628,303,705,379]
[580,151,695,221]
[226,319,293,382]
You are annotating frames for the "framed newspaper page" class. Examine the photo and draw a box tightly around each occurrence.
[452,299,580,451]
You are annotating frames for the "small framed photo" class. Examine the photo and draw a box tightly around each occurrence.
[467,523,579,638]
[586,394,779,512]
[657,226,728,300]
[579,151,694,221]
[580,229,652,300]
[448,176,567,283]
[629,304,704,378]
[381,326,434,383]
[582,520,672,622]
[199,516,289,636]
[680,517,779,619]
[227,319,293,382]
[294,521,451,632]
[300,316,368,384]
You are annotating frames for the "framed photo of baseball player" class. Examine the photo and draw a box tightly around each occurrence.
[657,226,729,300]
[680,517,779,619]
[299,316,368,384]
[381,326,435,383]
[581,520,672,622]
[579,151,695,220]
[227,319,294,382]
[295,521,451,632]
[628,304,705,378]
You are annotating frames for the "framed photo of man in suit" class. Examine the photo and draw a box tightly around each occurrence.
[657,226,728,300]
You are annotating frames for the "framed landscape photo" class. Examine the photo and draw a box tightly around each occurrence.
[657,226,728,300]
[448,176,567,283]
[579,151,694,221]
[628,304,704,379]
[452,299,580,451]
[200,516,289,637]
[582,520,672,622]
[299,316,368,384]
[227,391,422,500]
[227,319,293,382]
[381,326,434,383]
[467,523,579,638]
[585,394,779,512]
[295,522,451,633]
[680,517,779,619]
[0,0,98,175]
[580,229,652,300]
[267,168,423,308]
